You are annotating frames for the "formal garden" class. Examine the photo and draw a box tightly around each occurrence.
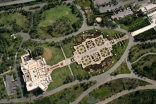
[0,10,32,33]
[132,55,156,80]
[80,78,150,104]
[111,60,131,76]
[30,1,83,39]
[108,89,156,104]
[62,29,129,77]
[129,42,156,62]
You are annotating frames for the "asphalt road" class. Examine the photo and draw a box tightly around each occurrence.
[0,0,35,7]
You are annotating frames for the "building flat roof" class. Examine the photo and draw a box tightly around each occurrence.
[140,4,156,12]
[131,24,155,36]
[21,55,52,92]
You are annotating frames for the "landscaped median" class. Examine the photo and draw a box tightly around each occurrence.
[80,78,150,104]
[111,60,131,76]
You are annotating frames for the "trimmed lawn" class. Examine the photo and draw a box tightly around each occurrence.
[38,5,78,27]
[70,62,88,77]
[119,24,129,30]
[62,39,75,58]
[132,55,156,80]
[129,43,156,62]
[47,66,71,91]
[41,45,64,66]
[111,60,131,76]
[0,12,29,28]
[100,28,125,40]
[81,78,150,104]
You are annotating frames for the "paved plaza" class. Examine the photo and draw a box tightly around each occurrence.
[73,35,113,68]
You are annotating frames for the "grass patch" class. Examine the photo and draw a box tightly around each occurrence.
[132,55,156,80]
[22,40,64,66]
[39,5,78,27]
[111,60,131,76]
[47,66,71,91]
[81,78,150,104]
[70,62,88,77]
[0,12,27,27]
[129,42,156,62]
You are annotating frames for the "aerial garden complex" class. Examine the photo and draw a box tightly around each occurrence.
[0,0,156,104]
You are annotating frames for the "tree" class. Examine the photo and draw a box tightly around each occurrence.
[32,47,44,58]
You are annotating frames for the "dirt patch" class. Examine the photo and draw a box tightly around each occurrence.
[42,48,52,64]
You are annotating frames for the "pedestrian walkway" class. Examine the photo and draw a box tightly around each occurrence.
[60,46,74,76]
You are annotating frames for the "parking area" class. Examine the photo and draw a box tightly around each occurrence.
[94,0,149,13]
[111,9,133,19]
[4,75,18,95]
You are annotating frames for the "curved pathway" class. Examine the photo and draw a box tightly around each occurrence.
[97,84,156,104]
[131,52,156,64]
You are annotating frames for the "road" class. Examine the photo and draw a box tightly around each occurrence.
[0,0,156,103]
[0,0,35,7]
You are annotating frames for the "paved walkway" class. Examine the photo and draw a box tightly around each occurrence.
[60,46,74,76]
[131,52,156,64]
[97,85,156,104]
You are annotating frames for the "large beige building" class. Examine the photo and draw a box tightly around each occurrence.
[21,54,52,92]
[140,4,156,14]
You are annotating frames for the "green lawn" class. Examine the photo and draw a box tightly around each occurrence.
[38,5,78,27]
[129,43,156,62]
[41,44,64,66]
[132,55,156,80]
[108,89,156,104]
[81,78,150,104]
[119,24,129,30]
[74,0,91,8]
[0,12,29,28]
[47,66,72,91]
[70,62,88,77]
[111,60,131,76]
